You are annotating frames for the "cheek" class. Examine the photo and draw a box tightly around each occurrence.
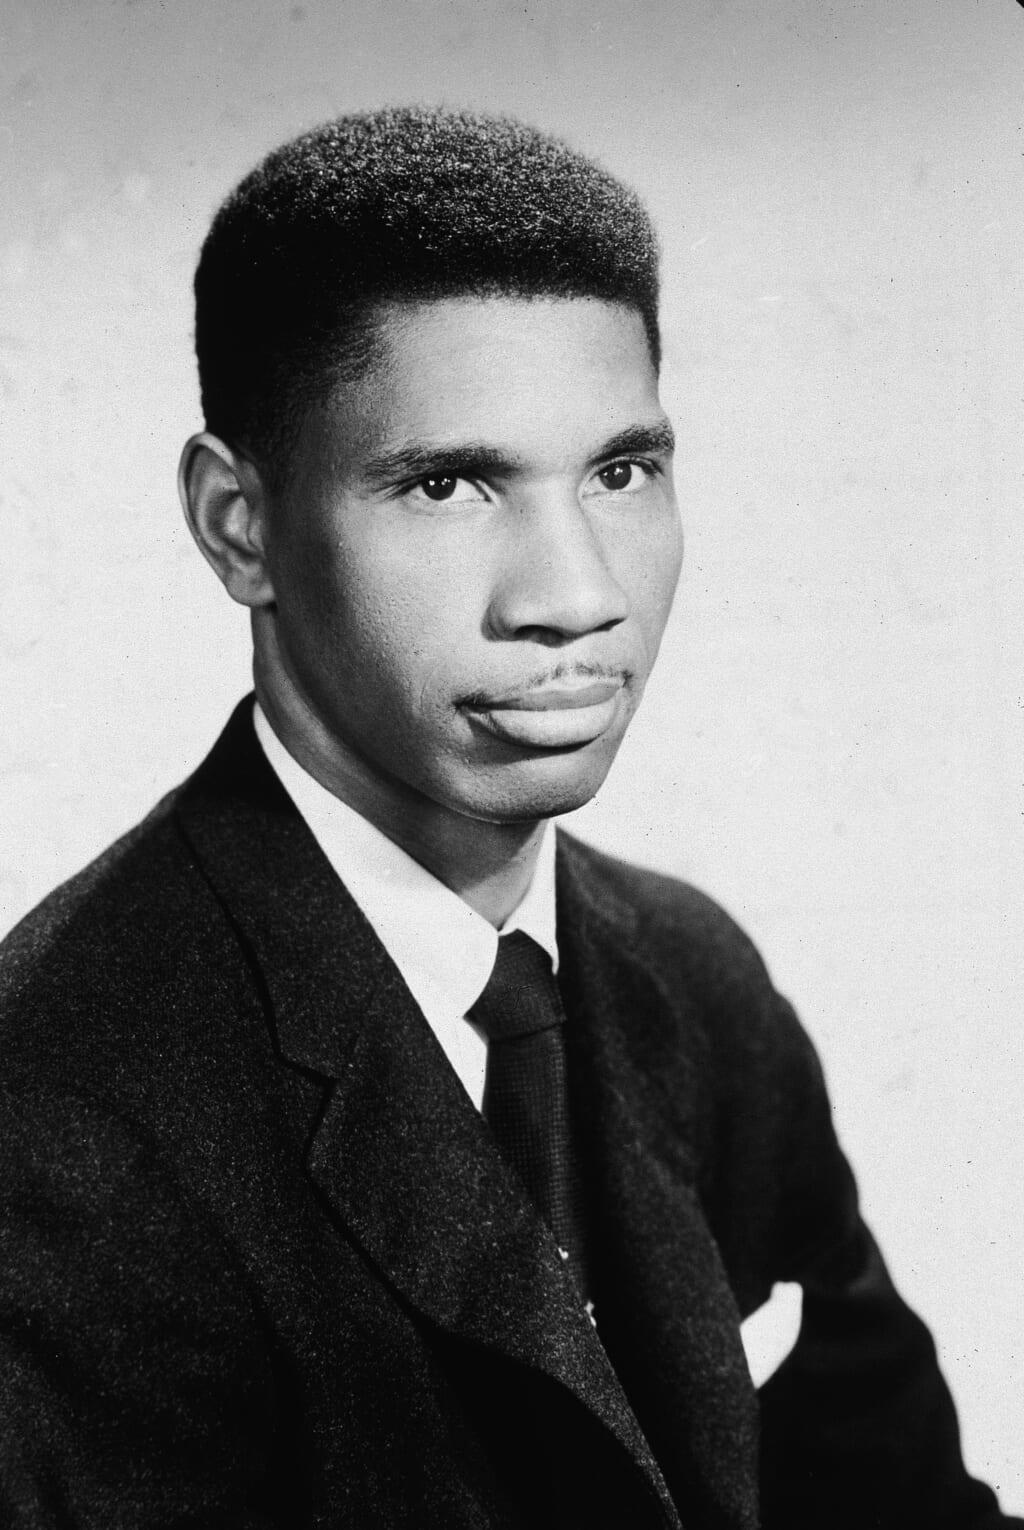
[615,516,684,648]
[309,536,477,706]
[654,522,685,619]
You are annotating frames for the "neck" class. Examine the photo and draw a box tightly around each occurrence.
[254,662,547,929]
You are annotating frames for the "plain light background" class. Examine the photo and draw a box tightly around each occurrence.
[2,0,1022,1506]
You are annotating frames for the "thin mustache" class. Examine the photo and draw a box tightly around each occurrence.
[461,664,629,708]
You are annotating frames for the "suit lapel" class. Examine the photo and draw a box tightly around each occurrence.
[174,703,679,1529]
[557,835,761,1530]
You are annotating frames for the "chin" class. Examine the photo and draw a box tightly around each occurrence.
[458,743,620,825]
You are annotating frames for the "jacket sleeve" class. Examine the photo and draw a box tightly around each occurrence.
[0,1086,280,1529]
[751,997,1022,1530]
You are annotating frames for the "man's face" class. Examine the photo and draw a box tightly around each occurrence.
[260,296,682,827]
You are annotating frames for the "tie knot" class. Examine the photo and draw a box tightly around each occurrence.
[469,931,564,1043]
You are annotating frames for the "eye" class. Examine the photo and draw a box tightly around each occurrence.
[407,474,487,505]
[584,459,652,497]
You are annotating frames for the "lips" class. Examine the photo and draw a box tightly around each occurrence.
[491,679,622,711]
[463,675,627,749]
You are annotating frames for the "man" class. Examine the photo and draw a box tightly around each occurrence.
[0,107,1016,1529]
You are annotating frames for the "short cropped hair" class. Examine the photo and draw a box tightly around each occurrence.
[194,106,661,488]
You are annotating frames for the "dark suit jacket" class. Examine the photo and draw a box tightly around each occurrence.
[0,701,1016,1529]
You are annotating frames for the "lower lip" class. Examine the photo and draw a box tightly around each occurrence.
[465,684,625,749]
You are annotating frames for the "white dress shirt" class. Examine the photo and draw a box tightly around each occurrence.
[252,702,559,1110]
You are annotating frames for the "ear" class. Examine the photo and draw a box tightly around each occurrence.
[178,432,275,608]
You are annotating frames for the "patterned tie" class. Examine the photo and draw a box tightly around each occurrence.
[469,931,592,1303]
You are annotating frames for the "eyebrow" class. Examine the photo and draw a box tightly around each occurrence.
[361,443,518,487]
[597,422,676,460]
[360,419,676,487]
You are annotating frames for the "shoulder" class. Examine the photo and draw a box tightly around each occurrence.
[557,832,853,1270]
[556,829,797,1035]
[2,786,179,967]
[0,782,248,1098]
[0,699,266,1021]
[556,830,830,1155]
[2,781,199,962]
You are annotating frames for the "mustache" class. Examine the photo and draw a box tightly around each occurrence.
[460,663,630,708]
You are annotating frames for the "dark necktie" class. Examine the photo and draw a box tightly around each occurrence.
[469,931,592,1304]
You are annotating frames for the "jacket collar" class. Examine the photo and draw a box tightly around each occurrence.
[174,700,681,1529]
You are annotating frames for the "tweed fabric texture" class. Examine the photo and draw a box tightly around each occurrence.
[0,698,1017,1530]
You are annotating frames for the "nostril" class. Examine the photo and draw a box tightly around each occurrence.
[485,525,631,641]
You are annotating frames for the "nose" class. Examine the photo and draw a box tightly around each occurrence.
[485,493,631,643]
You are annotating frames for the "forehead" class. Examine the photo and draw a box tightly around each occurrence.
[311,296,664,471]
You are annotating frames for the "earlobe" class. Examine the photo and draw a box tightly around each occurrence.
[178,432,275,608]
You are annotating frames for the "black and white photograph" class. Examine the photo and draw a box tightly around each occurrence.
[1,1,1022,1524]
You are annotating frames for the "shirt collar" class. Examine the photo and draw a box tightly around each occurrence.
[251,702,558,1027]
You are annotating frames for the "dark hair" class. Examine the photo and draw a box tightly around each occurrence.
[194,106,661,488]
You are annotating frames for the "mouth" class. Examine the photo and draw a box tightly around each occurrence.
[462,674,628,749]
